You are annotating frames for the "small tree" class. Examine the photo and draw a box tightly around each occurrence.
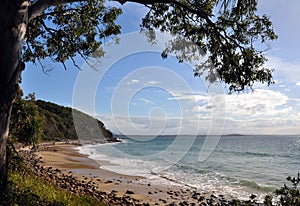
[10,93,45,147]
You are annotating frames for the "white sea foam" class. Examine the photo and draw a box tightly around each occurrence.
[77,143,266,201]
[77,143,186,187]
[157,169,268,201]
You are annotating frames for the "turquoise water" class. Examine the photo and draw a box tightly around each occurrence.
[79,135,300,200]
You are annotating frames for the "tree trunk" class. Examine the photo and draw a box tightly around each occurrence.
[0,104,12,187]
[0,0,28,189]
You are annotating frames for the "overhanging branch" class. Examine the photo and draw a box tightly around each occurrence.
[29,0,211,22]
[28,0,86,22]
[114,0,210,18]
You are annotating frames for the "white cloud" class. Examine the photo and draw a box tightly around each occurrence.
[189,89,300,134]
[146,80,159,85]
[218,89,300,134]
[126,79,140,85]
[192,104,213,113]
[266,56,300,84]
[296,82,300,87]
[97,114,186,135]
[168,92,209,103]
[138,97,154,104]
[95,89,300,135]
[223,117,300,135]
[224,89,289,117]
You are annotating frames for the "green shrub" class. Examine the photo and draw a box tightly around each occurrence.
[274,173,300,206]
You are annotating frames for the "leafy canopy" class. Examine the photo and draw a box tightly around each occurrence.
[25,0,277,91]
[142,0,277,91]
[24,0,122,69]
[10,93,45,146]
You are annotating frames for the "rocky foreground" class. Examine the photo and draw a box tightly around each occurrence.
[19,145,263,206]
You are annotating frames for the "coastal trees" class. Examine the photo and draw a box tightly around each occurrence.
[0,0,277,188]
[9,97,114,144]
[10,93,45,147]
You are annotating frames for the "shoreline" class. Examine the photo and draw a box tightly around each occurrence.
[25,142,263,205]
[32,142,225,205]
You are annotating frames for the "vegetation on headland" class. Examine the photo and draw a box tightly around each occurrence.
[9,93,115,146]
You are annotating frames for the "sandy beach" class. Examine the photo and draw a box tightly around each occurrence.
[32,143,222,206]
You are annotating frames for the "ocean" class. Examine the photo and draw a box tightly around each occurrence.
[78,135,300,201]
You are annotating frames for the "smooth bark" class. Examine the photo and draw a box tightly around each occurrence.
[0,0,27,188]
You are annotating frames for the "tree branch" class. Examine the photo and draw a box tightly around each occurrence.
[28,0,85,22]
[29,0,211,22]
[39,8,81,19]
[115,0,210,18]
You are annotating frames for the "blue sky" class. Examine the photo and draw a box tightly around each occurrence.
[21,1,300,135]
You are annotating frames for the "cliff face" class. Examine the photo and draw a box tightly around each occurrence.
[35,100,114,142]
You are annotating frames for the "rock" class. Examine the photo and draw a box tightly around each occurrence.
[191,192,198,199]
[126,190,135,194]
[179,201,189,206]
[207,196,217,205]
[199,196,205,202]
[210,194,217,198]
